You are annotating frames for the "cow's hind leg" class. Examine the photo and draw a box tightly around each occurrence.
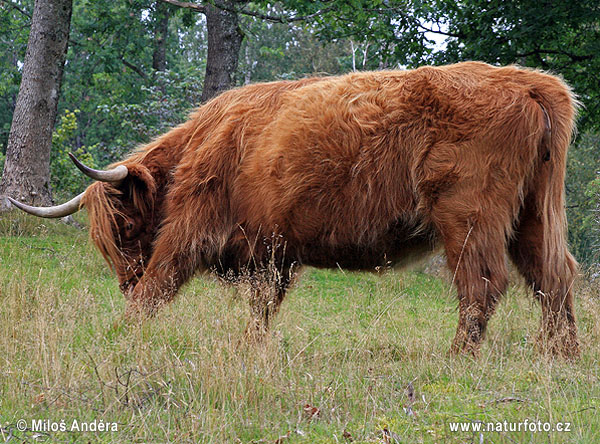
[509,202,579,358]
[432,201,510,356]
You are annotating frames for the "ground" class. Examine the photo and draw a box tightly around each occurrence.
[1,214,599,443]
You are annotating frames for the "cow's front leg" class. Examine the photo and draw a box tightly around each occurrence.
[124,237,197,319]
[244,266,293,341]
[245,286,288,340]
[126,268,180,319]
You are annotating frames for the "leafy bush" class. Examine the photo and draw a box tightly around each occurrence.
[566,132,600,268]
[95,68,204,165]
[588,174,600,271]
[50,109,98,199]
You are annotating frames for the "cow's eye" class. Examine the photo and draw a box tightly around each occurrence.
[543,150,551,162]
[125,222,134,231]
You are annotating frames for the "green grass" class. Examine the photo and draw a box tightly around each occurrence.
[1,213,599,443]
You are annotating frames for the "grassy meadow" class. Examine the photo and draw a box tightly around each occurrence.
[1,214,599,443]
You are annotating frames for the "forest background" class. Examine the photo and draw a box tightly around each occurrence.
[0,0,599,267]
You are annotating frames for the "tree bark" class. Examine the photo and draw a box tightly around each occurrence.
[0,0,73,209]
[200,0,244,102]
[152,1,170,72]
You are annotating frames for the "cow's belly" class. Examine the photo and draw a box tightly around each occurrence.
[299,221,437,271]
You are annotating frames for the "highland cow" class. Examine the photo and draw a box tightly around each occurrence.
[9,62,580,357]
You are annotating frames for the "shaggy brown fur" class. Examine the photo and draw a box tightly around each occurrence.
[82,62,579,357]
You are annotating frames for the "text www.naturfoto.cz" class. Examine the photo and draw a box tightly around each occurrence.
[449,420,571,433]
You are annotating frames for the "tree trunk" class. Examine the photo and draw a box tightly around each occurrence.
[152,1,170,72]
[0,0,73,209]
[201,1,244,102]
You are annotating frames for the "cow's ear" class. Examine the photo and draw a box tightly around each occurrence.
[118,164,157,215]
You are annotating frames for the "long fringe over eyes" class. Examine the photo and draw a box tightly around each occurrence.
[82,182,126,271]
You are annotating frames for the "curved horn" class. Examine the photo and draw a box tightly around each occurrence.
[7,192,84,218]
[69,153,128,183]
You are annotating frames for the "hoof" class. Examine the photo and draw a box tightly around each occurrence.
[449,339,481,358]
[536,329,580,360]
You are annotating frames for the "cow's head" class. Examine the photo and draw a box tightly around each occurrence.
[8,154,161,295]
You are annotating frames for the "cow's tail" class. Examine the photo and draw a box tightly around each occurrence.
[528,77,579,293]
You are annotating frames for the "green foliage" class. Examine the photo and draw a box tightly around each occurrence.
[263,0,433,68]
[430,0,600,131]
[586,174,600,267]
[566,132,600,267]
[1,0,599,268]
[50,110,97,198]
[94,67,204,164]
[239,8,351,82]
[0,0,32,152]
[61,1,203,164]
